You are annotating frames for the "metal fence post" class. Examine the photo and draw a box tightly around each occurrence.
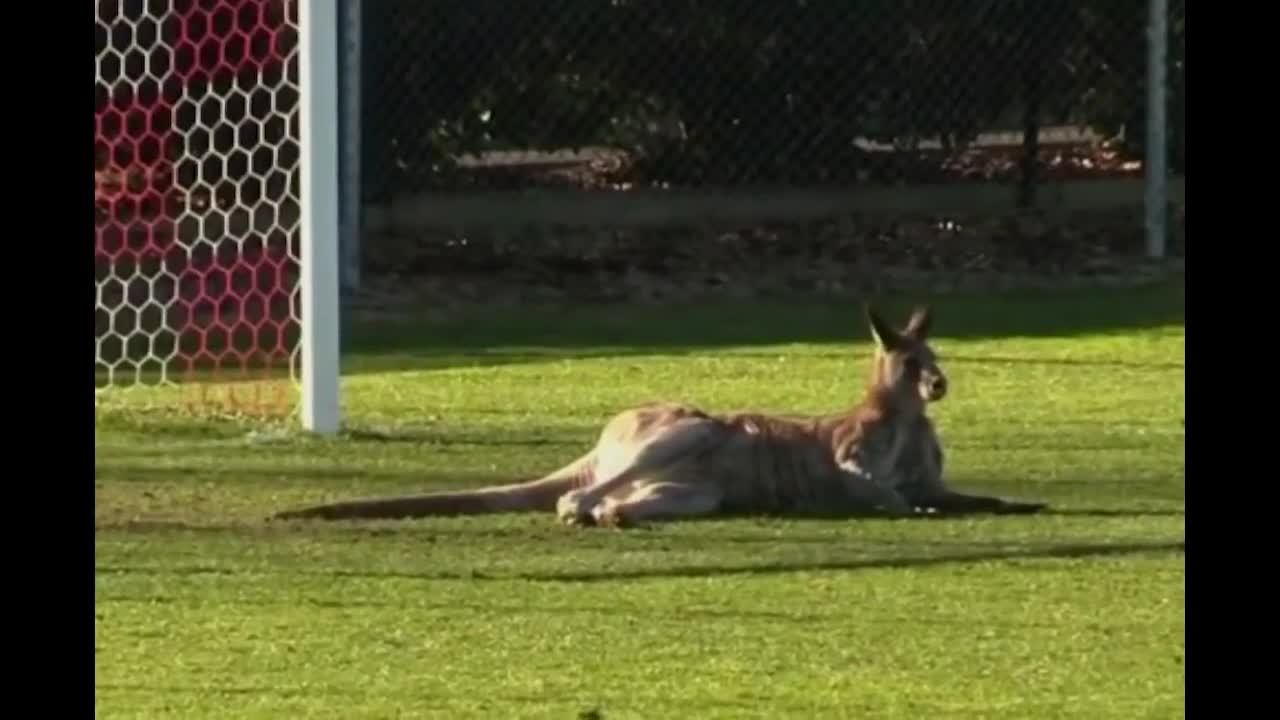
[1145,0,1169,258]
[338,0,363,292]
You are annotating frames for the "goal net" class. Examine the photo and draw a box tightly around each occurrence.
[95,0,336,426]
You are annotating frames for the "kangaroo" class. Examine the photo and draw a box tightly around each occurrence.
[272,305,1047,526]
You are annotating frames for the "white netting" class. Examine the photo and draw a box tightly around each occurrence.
[95,0,303,416]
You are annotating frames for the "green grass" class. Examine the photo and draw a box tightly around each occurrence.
[95,280,1185,719]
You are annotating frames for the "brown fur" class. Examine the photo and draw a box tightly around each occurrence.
[272,305,1046,525]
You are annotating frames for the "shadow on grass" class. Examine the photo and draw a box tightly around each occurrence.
[340,279,1184,375]
[98,590,1101,631]
[92,281,1183,388]
[943,354,1183,370]
[96,506,1183,539]
[527,541,1185,582]
[97,540,1183,584]
[95,466,564,487]
[100,590,825,622]
[1042,508,1184,519]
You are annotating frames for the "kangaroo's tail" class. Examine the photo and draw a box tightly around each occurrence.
[270,451,595,521]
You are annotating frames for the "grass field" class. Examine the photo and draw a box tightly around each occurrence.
[95,280,1185,719]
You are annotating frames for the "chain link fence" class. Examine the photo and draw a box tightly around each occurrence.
[360,0,1184,198]
[345,0,1184,308]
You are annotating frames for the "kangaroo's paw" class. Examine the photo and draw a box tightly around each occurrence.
[591,498,632,529]
[556,489,597,526]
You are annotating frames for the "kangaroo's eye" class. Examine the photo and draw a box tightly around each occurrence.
[903,356,920,374]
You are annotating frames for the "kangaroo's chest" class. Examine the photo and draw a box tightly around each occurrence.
[838,422,917,489]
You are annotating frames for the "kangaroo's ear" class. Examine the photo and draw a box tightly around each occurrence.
[865,305,902,351]
[903,305,933,340]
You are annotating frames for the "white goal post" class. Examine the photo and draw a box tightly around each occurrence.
[298,0,341,432]
[94,0,341,433]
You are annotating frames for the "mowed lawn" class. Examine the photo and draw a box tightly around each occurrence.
[95,281,1185,719]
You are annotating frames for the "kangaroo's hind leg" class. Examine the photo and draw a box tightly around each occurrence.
[556,415,725,526]
[591,481,725,528]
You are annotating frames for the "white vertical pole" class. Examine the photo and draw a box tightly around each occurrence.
[1144,0,1169,258]
[299,0,341,433]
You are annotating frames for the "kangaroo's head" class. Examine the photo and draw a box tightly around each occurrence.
[864,304,947,404]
